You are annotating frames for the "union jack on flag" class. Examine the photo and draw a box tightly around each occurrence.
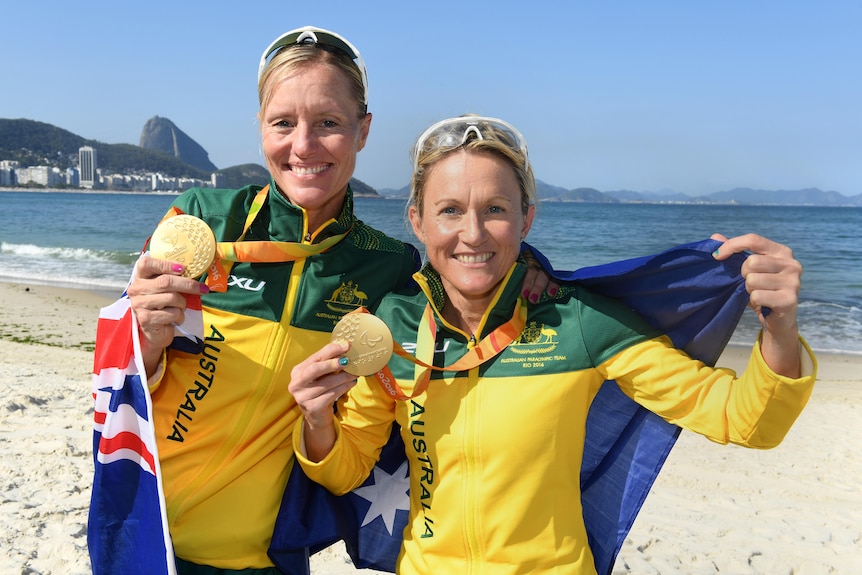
[88,260,204,575]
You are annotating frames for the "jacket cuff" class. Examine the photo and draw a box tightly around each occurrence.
[753,333,817,382]
[292,417,343,468]
[146,349,168,391]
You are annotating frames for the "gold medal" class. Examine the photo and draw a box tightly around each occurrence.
[332,313,394,376]
[149,215,217,279]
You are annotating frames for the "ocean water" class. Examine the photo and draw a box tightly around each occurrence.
[1,190,859,354]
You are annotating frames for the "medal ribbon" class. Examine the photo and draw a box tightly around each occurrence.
[153,185,348,291]
[360,297,527,400]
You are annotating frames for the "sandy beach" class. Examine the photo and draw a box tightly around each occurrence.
[0,280,858,574]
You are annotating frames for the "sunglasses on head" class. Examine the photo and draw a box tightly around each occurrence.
[411,116,530,172]
[258,26,368,105]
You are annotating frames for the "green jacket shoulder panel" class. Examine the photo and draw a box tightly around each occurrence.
[170,186,418,328]
[376,279,659,380]
[170,185,262,242]
[566,286,660,366]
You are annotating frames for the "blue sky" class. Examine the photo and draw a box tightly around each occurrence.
[3,1,859,196]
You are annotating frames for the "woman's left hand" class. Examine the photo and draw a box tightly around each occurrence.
[520,247,560,302]
[711,233,802,377]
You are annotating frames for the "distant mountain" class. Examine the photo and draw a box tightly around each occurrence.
[0,118,379,196]
[0,118,85,162]
[372,181,862,206]
[539,184,619,203]
[613,187,860,206]
[203,163,377,196]
[605,189,696,203]
[377,184,410,198]
[0,118,209,179]
[139,116,217,172]
[379,181,619,202]
[704,187,855,206]
[348,177,380,196]
[1,118,858,205]
[603,189,644,202]
[216,163,271,189]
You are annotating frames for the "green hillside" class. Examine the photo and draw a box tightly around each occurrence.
[1,118,380,195]
[0,118,209,179]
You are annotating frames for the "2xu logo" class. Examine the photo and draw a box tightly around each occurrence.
[227,276,266,292]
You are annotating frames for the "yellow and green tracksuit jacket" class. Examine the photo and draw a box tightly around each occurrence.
[296,261,816,575]
[147,183,418,569]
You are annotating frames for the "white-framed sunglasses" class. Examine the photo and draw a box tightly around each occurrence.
[411,116,530,172]
[258,26,368,105]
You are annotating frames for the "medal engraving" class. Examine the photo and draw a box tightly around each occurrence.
[149,215,217,279]
[332,313,394,376]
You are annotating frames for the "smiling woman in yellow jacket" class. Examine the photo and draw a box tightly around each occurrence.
[288,115,816,575]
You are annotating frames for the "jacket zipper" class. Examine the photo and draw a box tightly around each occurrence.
[462,336,483,568]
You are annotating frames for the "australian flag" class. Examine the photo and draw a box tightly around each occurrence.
[268,239,750,575]
[88,258,204,575]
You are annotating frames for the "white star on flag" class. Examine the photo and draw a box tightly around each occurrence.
[353,460,410,535]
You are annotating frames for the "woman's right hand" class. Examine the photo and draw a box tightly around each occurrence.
[126,255,209,372]
[289,340,358,461]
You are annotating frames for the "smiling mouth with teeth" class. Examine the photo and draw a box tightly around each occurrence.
[292,165,329,175]
[456,253,493,264]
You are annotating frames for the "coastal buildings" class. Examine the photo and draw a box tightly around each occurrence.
[2,160,76,187]
[0,160,18,187]
[79,146,97,189]
[0,147,215,192]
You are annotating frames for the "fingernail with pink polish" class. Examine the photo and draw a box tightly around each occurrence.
[172,263,184,273]
[199,283,210,294]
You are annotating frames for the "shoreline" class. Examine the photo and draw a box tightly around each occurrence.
[0,279,857,361]
[0,280,859,574]
[0,281,115,352]
[3,187,861,207]
[0,187,388,199]
[0,186,181,196]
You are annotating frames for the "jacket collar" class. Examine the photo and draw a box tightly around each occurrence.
[265,179,355,243]
[413,257,527,339]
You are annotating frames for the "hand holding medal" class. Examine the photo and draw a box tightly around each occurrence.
[331,312,393,376]
[148,214,216,279]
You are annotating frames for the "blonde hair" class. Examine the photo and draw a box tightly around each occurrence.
[258,43,367,119]
[410,116,536,217]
